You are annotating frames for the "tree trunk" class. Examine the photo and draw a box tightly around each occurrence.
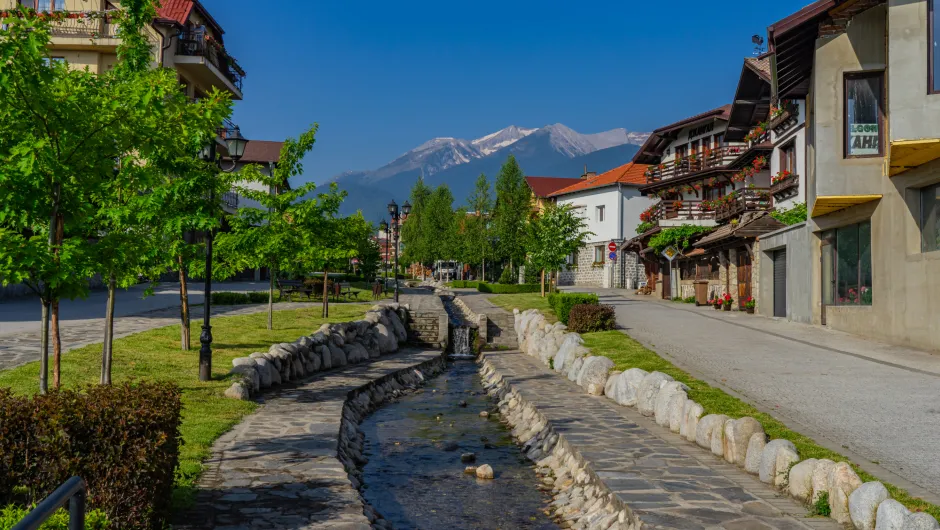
[51,212,64,389]
[540,269,546,297]
[178,255,190,350]
[100,274,116,385]
[267,269,274,331]
[322,267,330,318]
[39,299,50,394]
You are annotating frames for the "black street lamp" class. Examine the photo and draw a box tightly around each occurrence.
[386,200,411,303]
[379,219,389,287]
[197,126,249,382]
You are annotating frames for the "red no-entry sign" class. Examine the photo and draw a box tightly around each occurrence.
[607,241,617,252]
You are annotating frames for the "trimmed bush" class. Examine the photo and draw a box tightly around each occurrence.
[548,292,599,324]
[247,291,272,304]
[449,280,482,289]
[477,283,542,294]
[567,303,616,333]
[0,504,110,530]
[0,382,183,530]
[211,291,250,305]
[523,262,540,284]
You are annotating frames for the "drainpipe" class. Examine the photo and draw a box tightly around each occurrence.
[617,183,624,288]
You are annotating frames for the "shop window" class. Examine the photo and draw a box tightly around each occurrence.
[931,0,940,93]
[844,72,884,158]
[921,183,940,252]
[825,221,872,305]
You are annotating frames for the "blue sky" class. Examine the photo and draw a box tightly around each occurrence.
[205,0,812,184]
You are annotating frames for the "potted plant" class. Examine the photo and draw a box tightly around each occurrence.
[711,297,723,310]
[743,296,756,314]
[722,293,733,311]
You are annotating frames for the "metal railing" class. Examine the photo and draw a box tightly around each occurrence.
[176,31,245,91]
[645,145,745,183]
[648,200,716,222]
[770,173,799,196]
[221,189,239,210]
[47,11,120,40]
[12,477,86,530]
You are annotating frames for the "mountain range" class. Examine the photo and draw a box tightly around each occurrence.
[315,124,650,222]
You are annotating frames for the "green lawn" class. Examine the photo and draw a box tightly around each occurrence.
[482,293,939,518]
[0,303,375,511]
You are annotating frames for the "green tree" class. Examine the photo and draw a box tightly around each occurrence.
[465,173,493,278]
[493,155,531,270]
[424,185,456,264]
[527,203,593,296]
[296,208,368,318]
[401,176,432,276]
[214,126,328,329]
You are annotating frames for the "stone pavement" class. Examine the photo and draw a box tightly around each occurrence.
[565,288,940,503]
[484,350,839,530]
[0,302,316,372]
[176,347,443,530]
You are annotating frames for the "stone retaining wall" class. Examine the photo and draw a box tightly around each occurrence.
[511,307,939,530]
[479,358,640,530]
[223,303,412,400]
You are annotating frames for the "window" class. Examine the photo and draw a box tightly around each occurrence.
[823,221,872,305]
[921,183,940,252]
[931,0,940,93]
[22,0,64,10]
[594,245,605,264]
[713,133,724,147]
[780,142,797,173]
[690,139,700,156]
[675,145,687,160]
[844,72,884,157]
[595,205,605,222]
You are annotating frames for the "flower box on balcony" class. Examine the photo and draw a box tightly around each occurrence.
[770,173,799,197]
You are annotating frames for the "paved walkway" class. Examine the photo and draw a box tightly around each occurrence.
[484,350,838,530]
[176,347,442,530]
[564,288,940,503]
[0,301,324,372]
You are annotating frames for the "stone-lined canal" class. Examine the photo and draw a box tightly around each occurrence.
[359,361,558,529]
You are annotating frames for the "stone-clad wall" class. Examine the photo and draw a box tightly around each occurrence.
[224,304,411,400]
[558,242,608,287]
[511,308,938,530]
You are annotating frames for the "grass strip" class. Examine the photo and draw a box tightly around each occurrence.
[0,303,375,512]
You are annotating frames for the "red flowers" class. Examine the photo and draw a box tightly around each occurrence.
[771,170,793,185]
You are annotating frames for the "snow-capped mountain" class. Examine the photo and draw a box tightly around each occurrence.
[321,123,650,222]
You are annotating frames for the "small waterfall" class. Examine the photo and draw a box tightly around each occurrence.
[451,326,472,357]
[440,294,478,359]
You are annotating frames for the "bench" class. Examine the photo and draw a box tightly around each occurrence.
[333,281,357,301]
[277,279,313,302]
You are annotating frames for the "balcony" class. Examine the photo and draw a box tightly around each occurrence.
[769,101,800,137]
[714,189,773,222]
[221,189,239,211]
[45,10,121,49]
[175,31,245,100]
[646,200,716,224]
[770,173,799,199]
[645,146,745,184]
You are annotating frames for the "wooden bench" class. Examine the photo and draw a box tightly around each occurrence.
[277,279,313,302]
[332,281,357,301]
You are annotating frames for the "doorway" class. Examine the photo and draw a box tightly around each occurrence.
[736,250,752,309]
[820,234,834,325]
[772,249,787,317]
[661,260,671,300]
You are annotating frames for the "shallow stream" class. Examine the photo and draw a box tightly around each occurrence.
[359,361,558,529]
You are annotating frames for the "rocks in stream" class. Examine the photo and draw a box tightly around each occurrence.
[461,452,476,463]
[458,400,468,408]
[475,464,495,479]
[479,411,489,418]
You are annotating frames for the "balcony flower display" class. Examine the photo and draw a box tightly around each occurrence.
[753,155,768,171]
[693,183,703,191]
[681,185,694,194]
[731,171,746,183]
[705,177,718,188]
[667,187,678,195]
[744,122,769,143]
[703,146,713,158]
[639,204,657,223]
[771,169,793,185]
[673,200,684,210]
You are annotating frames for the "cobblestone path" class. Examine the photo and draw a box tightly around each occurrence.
[484,350,839,530]
[176,347,442,530]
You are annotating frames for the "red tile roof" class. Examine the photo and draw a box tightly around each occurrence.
[238,140,284,163]
[548,162,649,197]
[155,0,193,26]
[745,55,773,81]
[525,176,582,198]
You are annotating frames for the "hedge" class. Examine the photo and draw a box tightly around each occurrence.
[448,280,482,289]
[548,292,599,324]
[568,303,617,333]
[211,291,281,305]
[0,382,182,530]
[477,283,542,294]
[0,505,109,530]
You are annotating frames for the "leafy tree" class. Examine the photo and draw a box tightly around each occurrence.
[771,202,807,226]
[647,225,713,254]
[296,207,369,318]
[401,176,432,275]
[464,173,493,277]
[424,185,458,264]
[526,203,593,296]
[214,126,329,329]
[493,155,531,270]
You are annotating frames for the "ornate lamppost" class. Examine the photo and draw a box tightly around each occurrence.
[197,126,249,382]
[379,219,389,285]
[386,199,411,303]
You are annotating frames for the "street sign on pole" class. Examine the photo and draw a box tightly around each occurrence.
[608,251,617,261]
[662,246,679,262]
[607,241,617,252]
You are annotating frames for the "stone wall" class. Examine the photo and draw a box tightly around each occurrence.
[510,307,938,530]
[558,242,608,287]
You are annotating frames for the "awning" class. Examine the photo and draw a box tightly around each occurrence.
[811,195,882,217]
[888,139,940,176]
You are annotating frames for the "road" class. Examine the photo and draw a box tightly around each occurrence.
[564,288,940,503]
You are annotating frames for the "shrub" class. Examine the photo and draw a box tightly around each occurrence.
[211,291,249,305]
[477,283,541,294]
[0,504,109,530]
[812,491,831,517]
[0,382,183,530]
[498,266,517,284]
[548,293,599,324]
[523,262,540,284]
[449,280,482,289]
[683,296,696,304]
[567,304,617,333]
[247,291,272,304]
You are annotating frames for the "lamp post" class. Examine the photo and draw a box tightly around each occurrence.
[379,219,389,286]
[386,199,411,303]
[197,126,249,382]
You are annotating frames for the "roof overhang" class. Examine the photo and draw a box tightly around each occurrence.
[633,106,731,164]
[768,0,834,99]
[726,61,773,142]
[888,139,940,176]
[811,195,882,217]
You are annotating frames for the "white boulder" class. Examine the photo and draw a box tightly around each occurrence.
[758,439,798,486]
[849,481,890,530]
[827,461,863,525]
[874,499,909,530]
[637,371,674,417]
[682,401,704,442]
[724,417,764,467]
[695,414,728,450]
[787,458,818,501]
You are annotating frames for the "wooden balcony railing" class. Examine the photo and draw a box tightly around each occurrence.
[177,31,245,91]
[714,189,773,222]
[647,200,716,223]
[646,146,745,183]
[47,10,120,39]
[770,173,799,197]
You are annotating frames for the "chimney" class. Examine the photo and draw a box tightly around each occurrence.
[581,168,597,180]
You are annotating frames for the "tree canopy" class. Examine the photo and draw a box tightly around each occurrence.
[493,155,531,266]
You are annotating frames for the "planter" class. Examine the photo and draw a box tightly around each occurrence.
[746,307,755,314]
[723,305,731,312]
[713,305,722,311]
